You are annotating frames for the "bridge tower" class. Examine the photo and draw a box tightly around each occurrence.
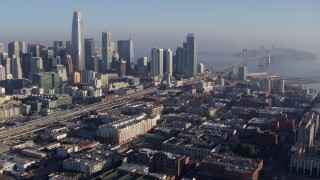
[259,46,265,66]
[242,49,248,67]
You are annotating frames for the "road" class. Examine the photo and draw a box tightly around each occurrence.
[0,87,157,141]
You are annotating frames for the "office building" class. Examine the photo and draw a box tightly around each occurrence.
[118,59,126,77]
[8,41,26,58]
[118,39,134,74]
[102,32,112,71]
[53,41,63,50]
[82,70,96,84]
[151,48,163,77]
[185,33,197,77]
[175,34,197,77]
[198,63,204,74]
[11,58,22,79]
[271,79,285,94]
[32,72,59,89]
[84,38,95,71]
[0,65,6,81]
[5,58,11,79]
[238,66,247,81]
[28,44,43,57]
[30,57,43,74]
[72,72,81,84]
[55,64,68,83]
[0,43,4,53]
[128,148,189,177]
[65,41,72,55]
[71,11,85,72]
[163,49,173,76]
[137,57,148,76]
[260,79,271,92]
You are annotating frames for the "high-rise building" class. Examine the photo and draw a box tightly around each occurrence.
[5,58,11,78]
[65,41,72,55]
[63,54,73,78]
[0,65,6,80]
[21,53,32,78]
[186,33,197,77]
[118,39,134,74]
[198,63,204,74]
[72,72,81,84]
[102,32,112,71]
[175,47,186,75]
[11,58,23,79]
[163,49,173,76]
[30,57,43,74]
[137,57,148,76]
[29,44,43,57]
[151,48,163,77]
[118,59,126,77]
[32,72,59,89]
[260,79,271,92]
[71,11,85,72]
[84,38,95,71]
[238,66,247,81]
[53,41,63,50]
[0,43,4,53]
[8,41,26,59]
[55,64,68,83]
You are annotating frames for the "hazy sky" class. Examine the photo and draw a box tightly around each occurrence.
[1,0,320,57]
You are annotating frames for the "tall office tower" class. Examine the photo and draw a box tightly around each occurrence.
[11,58,22,79]
[82,70,96,84]
[65,41,72,55]
[175,46,186,76]
[102,32,112,71]
[0,65,6,80]
[118,38,134,74]
[0,43,4,53]
[185,33,197,77]
[163,49,173,76]
[63,54,73,78]
[111,52,120,70]
[85,38,95,71]
[29,44,42,57]
[238,66,247,81]
[271,79,285,94]
[151,48,164,77]
[5,58,11,78]
[110,42,115,53]
[71,11,85,72]
[137,57,148,76]
[118,59,126,77]
[260,79,271,92]
[30,57,44,74]
[21,53,32,78]
[198,63,204,74]
[8,41,26,58]
[54,41,63,49]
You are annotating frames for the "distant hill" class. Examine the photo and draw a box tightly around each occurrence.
[233,48,317,61]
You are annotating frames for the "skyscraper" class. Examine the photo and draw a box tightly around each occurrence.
[163,49,173,76]
[118,38,134,75]
[0,65,6,80]
[151,48,163,77]
[11,58,23,79]
[175,34,197,77]
[186,33,197,77]
[8,41,26,59]
[102,32,112,71]
[85,38,95,71]
[0,43,4,53]
[71,11,85,72]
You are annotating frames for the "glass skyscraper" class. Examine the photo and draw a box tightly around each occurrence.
[118,38,134,75]
[85,38,95,71]
[102,32,112,71]
[71,11,85,72]
[186,33,197,77]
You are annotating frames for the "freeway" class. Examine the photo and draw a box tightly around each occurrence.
[0,87,157,141]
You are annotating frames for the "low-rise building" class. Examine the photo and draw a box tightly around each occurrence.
[199,154,263,180]
[97,113,159,145]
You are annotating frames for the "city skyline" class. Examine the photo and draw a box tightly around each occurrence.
[0,0,319,58]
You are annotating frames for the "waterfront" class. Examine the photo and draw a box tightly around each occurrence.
[199,53,320,90]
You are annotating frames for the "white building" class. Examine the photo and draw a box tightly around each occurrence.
[151,48,163,77]
[97,113,160,145]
